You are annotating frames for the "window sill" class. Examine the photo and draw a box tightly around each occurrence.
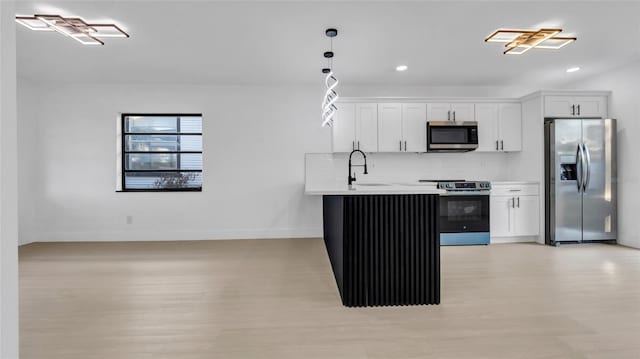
[115,188,202,193]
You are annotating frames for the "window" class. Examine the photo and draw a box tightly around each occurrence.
[120,114,203,191]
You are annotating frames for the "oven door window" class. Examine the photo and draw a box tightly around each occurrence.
[439,195,490,233]
[430,127,468,144]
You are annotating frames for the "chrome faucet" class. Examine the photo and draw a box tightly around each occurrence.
[348,149,368,185]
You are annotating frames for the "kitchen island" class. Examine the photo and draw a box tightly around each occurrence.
[307,182,444,307]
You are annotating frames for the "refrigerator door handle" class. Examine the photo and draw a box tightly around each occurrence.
[576,144,583,192]
[583,143,591,192]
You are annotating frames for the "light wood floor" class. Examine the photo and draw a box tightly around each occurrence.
[19,239,640,359]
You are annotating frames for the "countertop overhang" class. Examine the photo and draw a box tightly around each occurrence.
[305,182,446,195]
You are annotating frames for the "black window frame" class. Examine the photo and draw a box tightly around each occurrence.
[120,113,203,192]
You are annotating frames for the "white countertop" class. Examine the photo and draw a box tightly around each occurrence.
[305,182,446,195]
[491,181,540,186]
[305,180,539,195]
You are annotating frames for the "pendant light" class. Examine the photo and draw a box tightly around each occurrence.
[321,28,339,127]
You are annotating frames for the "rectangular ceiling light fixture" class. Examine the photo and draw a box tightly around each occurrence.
[16,14,129,45]
[485,28,576,55]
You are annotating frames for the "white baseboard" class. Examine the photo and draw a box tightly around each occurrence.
[491,236,539,244]
[26,226,323,243]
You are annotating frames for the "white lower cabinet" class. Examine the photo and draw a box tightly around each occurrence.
[512,195,540,236]
[490,183,540,241]
[489,195,512,238]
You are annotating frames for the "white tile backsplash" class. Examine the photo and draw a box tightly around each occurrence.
[306,152,512,187]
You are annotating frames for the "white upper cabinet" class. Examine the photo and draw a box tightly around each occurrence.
[426,103,451,122]
[402,103,427,152]
[544,95,607,118]
[377,103,403,152]
[356,103,379,152]
[498,103,522,152]
[332,103,356,153]
[331,103,378,152]
[474,104,499,152]
[474,103,522,152]
[450,103,475,122]
[427,103,474,122]
[574,96,607,117]
[377,103,427,152]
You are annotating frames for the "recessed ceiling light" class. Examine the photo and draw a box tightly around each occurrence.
[396,65,408,72]
[485,28,576,55]
[566,67,581,73]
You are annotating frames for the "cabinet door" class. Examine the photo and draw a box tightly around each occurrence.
[490,196,513,237]
[513,196,540,236]
[355,103,378,152]
[474,104,499,152]
[574,96,606,117]
[427,103,452,122]
[402,103,427,152]
[450,103,475,122]
[544,96,574,117]
[332,103,356,152]
[498,103,522,152]
[377,103,402,152]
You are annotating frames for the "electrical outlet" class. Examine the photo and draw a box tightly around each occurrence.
[126,215,133,225]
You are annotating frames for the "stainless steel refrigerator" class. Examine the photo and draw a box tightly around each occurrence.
[544,118,617,245]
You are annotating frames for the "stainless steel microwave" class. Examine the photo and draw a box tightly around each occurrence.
[426,121,479,152]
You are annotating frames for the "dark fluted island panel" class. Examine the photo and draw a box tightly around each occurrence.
[323,194,440,307]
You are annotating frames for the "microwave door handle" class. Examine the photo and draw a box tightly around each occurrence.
[576,144,583,192]
[583,143,591,192]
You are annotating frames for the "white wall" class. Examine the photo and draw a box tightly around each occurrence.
[20,80,538,244]
[17,78,37,245]
[563,60,640,249]
[21,83,331,242]
[341,85,533,98]
[0,1,20,357]
[19,81,533,244]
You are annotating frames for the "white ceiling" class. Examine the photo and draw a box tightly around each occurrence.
[14,1,640,87]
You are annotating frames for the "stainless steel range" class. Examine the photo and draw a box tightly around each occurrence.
[421,180,491,246]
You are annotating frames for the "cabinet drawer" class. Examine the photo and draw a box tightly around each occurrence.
[491,184,539,196]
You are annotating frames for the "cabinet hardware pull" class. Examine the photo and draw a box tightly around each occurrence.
[404,141,407,152]
[447,110,451,121]
[453,111,456,121]
[517,197,520,208]
[500,140,504,151]
[571,104,575,116]
[577,104,581,116]
[399,140,402,151]
[357,141,360,150]
[512,197,515,208]
[496,140,499,151]
[509,189,521,192]
[352,141,355,151]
